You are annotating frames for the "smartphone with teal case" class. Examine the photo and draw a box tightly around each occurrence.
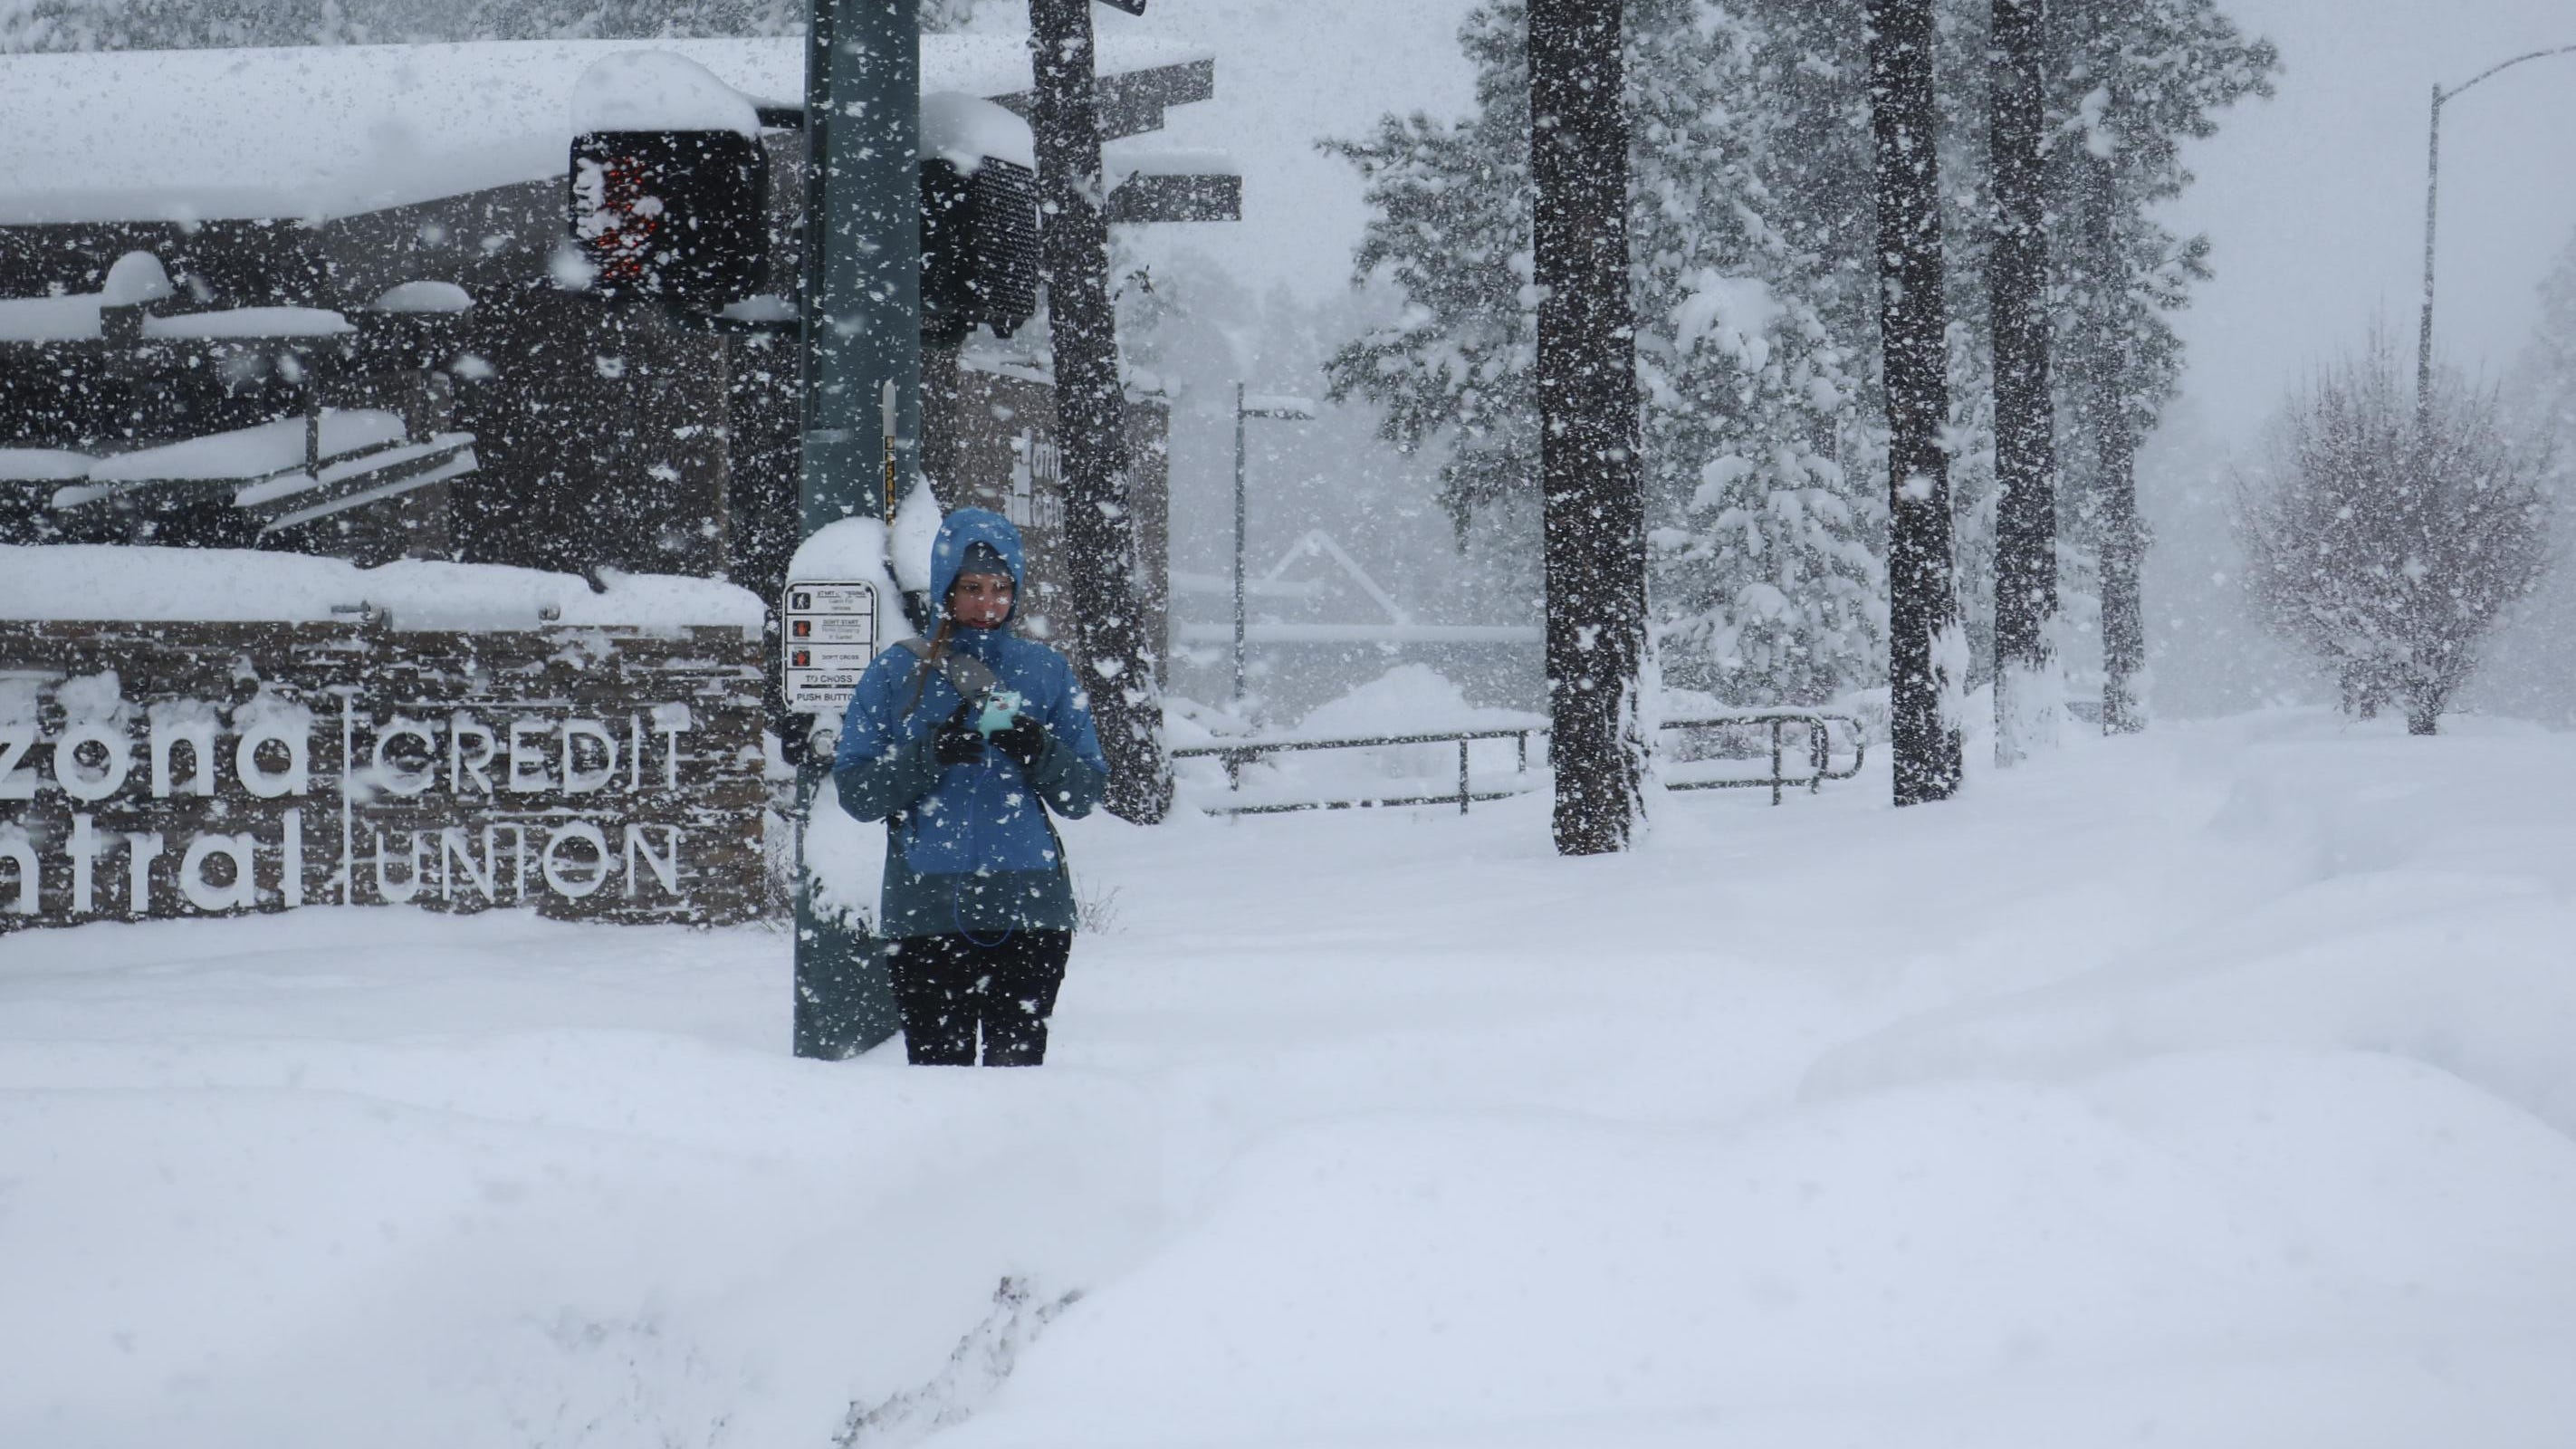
[973,689,1027,737]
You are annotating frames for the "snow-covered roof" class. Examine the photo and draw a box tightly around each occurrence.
[39,410,412,494]
[0,34,1210,226]
[0,448,92,482]
[0,543,763,632]
[0,293,353,345]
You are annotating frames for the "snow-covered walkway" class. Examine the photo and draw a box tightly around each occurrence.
[7,710,2575,1447]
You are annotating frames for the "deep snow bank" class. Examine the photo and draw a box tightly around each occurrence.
[1806,714,2576,1134]
[6,708,2575,1447]
[0,913,1163,1449]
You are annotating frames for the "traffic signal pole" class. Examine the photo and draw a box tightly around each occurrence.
[802,0,923,513]
[792,0,921,1060]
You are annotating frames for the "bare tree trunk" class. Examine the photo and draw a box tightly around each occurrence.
[2405,670,2444,734]
[1027,0,1170,821]
[1529,0,1648,855]
[1869,0,1963,805]
[1988,0,2060,766]
[2083,144,2146,735]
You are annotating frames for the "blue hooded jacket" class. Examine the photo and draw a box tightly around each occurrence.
[831,509,1110,937]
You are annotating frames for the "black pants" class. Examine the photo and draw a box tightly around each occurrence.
[887,929,1071,1067]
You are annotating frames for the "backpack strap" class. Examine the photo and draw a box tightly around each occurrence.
[895,636,1000,717]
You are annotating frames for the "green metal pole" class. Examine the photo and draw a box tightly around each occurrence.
[793,0,921,1060]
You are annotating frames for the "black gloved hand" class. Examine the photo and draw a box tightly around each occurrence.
[991,713,1048,770]
[934,701,984,766]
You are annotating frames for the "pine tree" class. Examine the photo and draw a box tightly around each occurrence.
[1987,0,2059,764]
[1028,0,1169,822]
[1529,0,1648,854]
[2477,228,2576,725]
[1326,1,1885,712]
[2049,0,2276,731]
[1638,4,1883,709]
[2515,229,2576,463]
[2076,137,2148,733]
[1869,0,1964,804]
[1321,7,1538,545]
[1,0,373,47]
[1328,0,2272,753]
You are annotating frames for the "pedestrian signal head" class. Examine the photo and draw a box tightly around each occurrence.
[569,130,768,308]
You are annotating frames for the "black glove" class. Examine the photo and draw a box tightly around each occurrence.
[992,713,1048,770]
[933,701,985,766]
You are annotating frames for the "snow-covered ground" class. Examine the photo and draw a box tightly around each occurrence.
[7,708,2576,1447]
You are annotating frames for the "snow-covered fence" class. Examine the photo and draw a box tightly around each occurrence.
[1660,712,1869,804]
[1175,725,1543,815]
[0,600,766,930]
[1174,710,1865,815]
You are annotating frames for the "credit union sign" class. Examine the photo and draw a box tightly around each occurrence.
[0,619,766,929]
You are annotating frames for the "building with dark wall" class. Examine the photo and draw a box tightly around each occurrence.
[937,353,1171,657]
[0,34,1231,613]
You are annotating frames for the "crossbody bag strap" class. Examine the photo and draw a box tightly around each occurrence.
[895,636,1001,717]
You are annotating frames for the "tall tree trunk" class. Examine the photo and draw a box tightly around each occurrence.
[1988,0,2060,765]
[2083,139,2146,735]
[1868,0,1963,805]
[1027,0,1170,821]
[1529,0,1647,856]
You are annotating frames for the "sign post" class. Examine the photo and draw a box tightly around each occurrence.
[792,0,921,1060]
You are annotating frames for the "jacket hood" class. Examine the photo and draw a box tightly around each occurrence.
[928,507,1027,628]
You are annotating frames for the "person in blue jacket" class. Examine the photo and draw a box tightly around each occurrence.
[832,508,1110,1066]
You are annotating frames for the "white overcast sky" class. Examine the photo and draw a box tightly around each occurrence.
[2165,0,2576,441]
[1106,0,2576,450]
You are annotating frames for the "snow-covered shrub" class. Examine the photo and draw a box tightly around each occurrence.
[2236,335,2552,735]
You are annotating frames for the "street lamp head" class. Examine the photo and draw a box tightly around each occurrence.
[2418,39,2576,403]
[2439,41,2576,104]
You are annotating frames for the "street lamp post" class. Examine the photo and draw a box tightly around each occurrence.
[2417,42,2576,403]
[1231,382,1316,716]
